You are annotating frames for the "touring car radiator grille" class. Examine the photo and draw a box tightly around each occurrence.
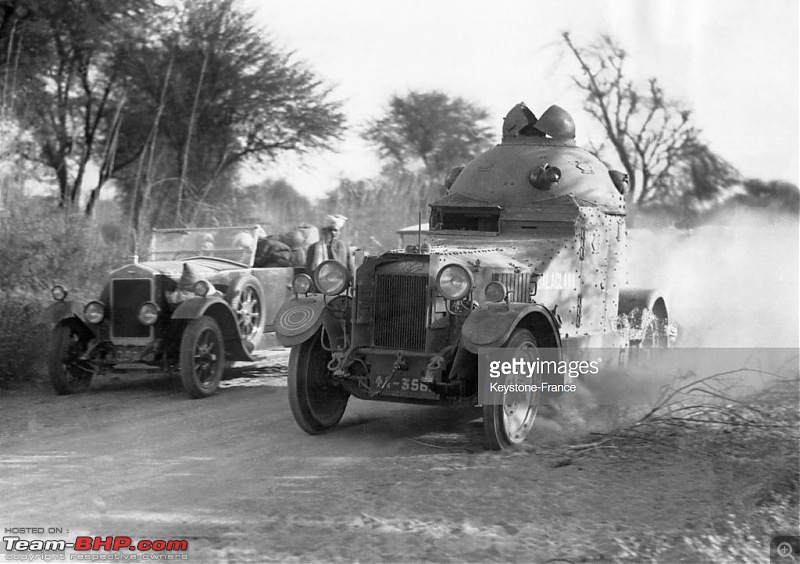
[111,279,152,338]
[493,272,531,303]
[373,274,427,351]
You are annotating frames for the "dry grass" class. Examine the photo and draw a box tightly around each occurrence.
[550,364,800,563]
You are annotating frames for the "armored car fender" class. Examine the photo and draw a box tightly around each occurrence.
[461,302,562,353]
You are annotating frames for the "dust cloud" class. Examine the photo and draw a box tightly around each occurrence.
[540,209,799,439]
[627,209,799,347]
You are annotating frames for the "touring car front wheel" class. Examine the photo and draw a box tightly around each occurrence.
[180,316,226,399]
[288,330,349,434]
[483,328,541,450]
[48,323,94,395]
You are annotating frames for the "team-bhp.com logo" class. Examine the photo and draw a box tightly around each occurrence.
[4,535,188,560]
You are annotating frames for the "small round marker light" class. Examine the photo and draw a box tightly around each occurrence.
[51,285,68,301]
[292,273,313,294]
[484,281,508,303]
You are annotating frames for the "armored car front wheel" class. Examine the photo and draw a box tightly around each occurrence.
[483,328,541,450]
[48,322,94,395]
[180,316,226,399]
[288,330,350,434]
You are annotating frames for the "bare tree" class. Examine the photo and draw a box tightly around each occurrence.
[562,33,737,211]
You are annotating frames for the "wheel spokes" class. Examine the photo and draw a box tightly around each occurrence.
[193,329,219,384]
[236,287,262,338]
[503,387,532,439]
[503,341,539,442]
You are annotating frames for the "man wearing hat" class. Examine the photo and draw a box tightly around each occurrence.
[305,214,355,276]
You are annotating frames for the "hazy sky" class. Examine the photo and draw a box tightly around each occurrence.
[243,0,799,199]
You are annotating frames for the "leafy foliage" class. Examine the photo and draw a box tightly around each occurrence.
[230,178,314,230]
[116,0,346,230]
[731,179,800,214]
[363,91,494,207]
[1,0,346,226]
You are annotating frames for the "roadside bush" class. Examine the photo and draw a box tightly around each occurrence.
[0,203,130,388]
[0,205,129,298]
[0,288,47,388]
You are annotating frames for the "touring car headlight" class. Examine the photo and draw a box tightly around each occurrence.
[314,260,349,296]
[292,273,313,294]
[437,264,473,301]
[137,302,160,326]
[51,285,68,301]
[84,301,105,324]
[193,280,214,298]
[484,281,507,303]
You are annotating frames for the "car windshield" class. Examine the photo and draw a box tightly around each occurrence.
[148,226,263,265]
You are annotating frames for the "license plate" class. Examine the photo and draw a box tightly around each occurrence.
[113,348,143,363]
[375,376,435,397]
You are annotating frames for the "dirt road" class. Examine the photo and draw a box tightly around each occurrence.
[1,350,796,563]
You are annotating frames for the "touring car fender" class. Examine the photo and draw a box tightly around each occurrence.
[274,296,328,347]
[171,295,234,321]
[172,296,252,359]
[461,303,562,353]
[40,300,89,328]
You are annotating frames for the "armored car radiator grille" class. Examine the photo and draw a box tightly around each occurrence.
[373,274,427,351]
[493,272,531,303]
[111,279,152,338]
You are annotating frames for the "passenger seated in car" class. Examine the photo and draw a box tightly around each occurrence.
[232,231,255,264]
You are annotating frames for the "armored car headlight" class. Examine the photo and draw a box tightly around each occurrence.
[484,281,507,303]
[314,260,349,296]
[51,285,68,301]
[137,302,160,326]
[292,273,313,294]
[84,301,105,324]
[437,264,473,301]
